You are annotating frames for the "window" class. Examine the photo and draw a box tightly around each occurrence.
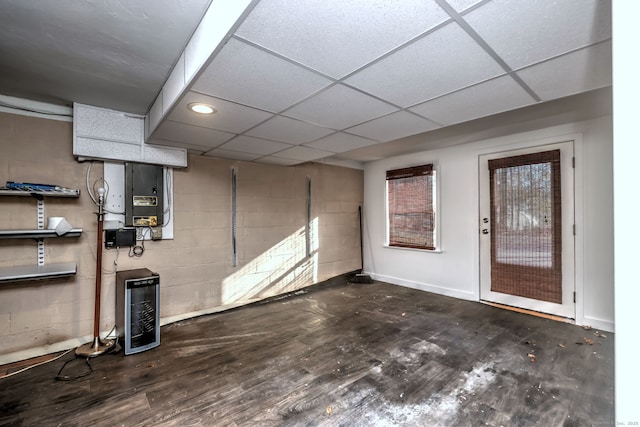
[386,164,436,250]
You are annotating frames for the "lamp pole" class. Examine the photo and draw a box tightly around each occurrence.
[76,187,115,357]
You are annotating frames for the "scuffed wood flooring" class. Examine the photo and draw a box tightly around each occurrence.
[0,280,614,426]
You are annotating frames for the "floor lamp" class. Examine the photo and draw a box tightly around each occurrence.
[76,187,115,357]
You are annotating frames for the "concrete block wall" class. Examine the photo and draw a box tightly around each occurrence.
[0,112,363,362]
[0,113,102,354]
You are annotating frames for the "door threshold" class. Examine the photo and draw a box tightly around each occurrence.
[482,301,575,324]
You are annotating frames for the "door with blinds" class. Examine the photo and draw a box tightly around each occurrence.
[479,142,575,318]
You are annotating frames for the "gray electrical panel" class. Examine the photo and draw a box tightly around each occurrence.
[125,162,163,227]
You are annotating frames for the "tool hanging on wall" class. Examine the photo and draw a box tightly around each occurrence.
[351,205,373,284]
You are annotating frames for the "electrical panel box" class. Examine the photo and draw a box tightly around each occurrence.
[125,162,163,227]
[116,268,160,355]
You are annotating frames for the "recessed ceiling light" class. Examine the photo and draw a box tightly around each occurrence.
[188,102,217,115]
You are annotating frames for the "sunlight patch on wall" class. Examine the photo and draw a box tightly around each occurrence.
[222,218,319,304]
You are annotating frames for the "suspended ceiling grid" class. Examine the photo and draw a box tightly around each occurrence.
[0,0,612,166]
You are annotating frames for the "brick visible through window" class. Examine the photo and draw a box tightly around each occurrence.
[386,164,435,250]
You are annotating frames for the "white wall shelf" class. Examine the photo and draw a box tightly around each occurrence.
[0,188,81,283]
[0,229,82,239]
[0,263,77,284]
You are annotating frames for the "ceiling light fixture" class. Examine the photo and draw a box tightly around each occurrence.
[188,102,217,115]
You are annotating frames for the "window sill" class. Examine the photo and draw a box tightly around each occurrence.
[383,245,443,254]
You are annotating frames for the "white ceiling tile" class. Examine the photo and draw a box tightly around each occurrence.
[304,132,379,153]
[246,115,334,144]
[445,0,484,13]
[203,148,262,161]
[191,38,332,113]
[284,84,398,129]
[219,135,294,156]
[183,1,254,83]
[271,145,335,162]
[153,120,236,148]
[256,157,303,166]
[167,91,273,134]
[516,42,612,102]
[464,0,611,70]
[345,23,505,107]
[410,75,535,126]
[346,111,441,142]
[235,0,450,79]
[148,138,208,154]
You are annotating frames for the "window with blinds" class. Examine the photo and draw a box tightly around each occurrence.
[386,164,436,250]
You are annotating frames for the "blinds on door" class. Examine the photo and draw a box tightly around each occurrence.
[488,150,562,304]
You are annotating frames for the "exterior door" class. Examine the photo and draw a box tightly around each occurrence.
[479,142,575,318]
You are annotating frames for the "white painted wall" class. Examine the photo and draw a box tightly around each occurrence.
[363,115,613,331]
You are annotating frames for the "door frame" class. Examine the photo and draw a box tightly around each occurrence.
[479,141,575,319]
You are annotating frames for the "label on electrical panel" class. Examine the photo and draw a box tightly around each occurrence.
[133,196,158,206]
[133,216,158,226]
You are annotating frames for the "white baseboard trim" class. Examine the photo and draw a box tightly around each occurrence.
[369,272,478,302]
[0,301,265,366]
[1,286,614,366]
[581,315,615,333]
[160,300,260,327]
[2,274,354,366]
[0,334,95,366]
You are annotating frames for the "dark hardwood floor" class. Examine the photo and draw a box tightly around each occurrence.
[1,279,614,426]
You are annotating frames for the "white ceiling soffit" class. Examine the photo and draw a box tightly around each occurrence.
[147,0,612,167]
[0,0,212,115]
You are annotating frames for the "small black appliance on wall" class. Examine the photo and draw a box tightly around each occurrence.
[104,227,137,248]
[125,162,163,227]
[116,268,160,355]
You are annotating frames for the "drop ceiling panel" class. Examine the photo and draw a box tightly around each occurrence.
[203,148,262,161]
[346,111,441,142]
[246,115,334,144]
[410,75,535,126]
[235,0,451,79]
[219,135,294,155]
[284,84,398,130]
[464,0,612,70]
[516,42,612,102]
[153,120,236,148]
[445,0,485,13]
[271,145,335,162]
[148,138,210,154]
[0,0,613,167]
[304,132,379,153]
[191,38,333,113]
[345,22,505,107]
[167,91,273,134]
[257,156,303,166]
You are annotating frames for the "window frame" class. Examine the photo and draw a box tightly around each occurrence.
[385,163,439,252]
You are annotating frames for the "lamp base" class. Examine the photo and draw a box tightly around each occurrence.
[75,336,116,358]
